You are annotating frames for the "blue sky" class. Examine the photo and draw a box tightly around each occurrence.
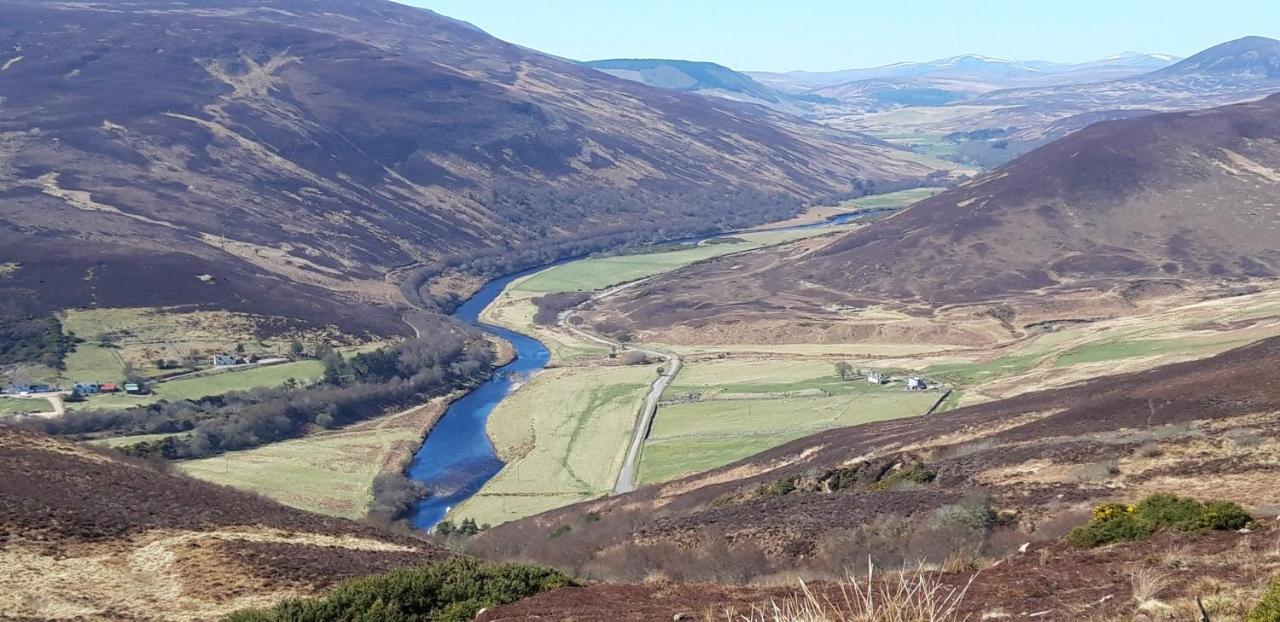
[403,1,1280,72]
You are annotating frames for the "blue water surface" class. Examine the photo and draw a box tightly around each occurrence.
[406,268,552,529]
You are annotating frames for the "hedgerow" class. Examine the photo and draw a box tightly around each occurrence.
[224,557,572,622]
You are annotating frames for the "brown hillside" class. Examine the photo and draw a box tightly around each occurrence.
[0,0,944,331]
[587,93,1280,338]
[802,92,1280,305]
[0,427,444,621]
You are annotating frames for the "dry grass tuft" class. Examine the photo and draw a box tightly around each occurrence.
[1128,564,1170,609]
[735,563,973,622]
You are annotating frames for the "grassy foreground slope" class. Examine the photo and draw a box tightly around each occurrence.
[0,426,444,621]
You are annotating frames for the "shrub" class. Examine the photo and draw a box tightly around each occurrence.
[1249,575,1280,622]
[756,476,798,497]
[1066,495,1252,548]
[223,557,572,622]
[869,464,936,491]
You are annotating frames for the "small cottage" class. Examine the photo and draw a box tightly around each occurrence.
[73,382,101,395]
[907,377,928,391]
[123,383,150,396]
[211,355,238,367]
[867,371,888,385]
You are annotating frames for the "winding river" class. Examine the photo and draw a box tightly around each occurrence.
[406,208,895,529]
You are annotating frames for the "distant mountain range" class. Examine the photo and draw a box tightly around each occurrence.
[748,51,1183,91]
[583,53,1185,111]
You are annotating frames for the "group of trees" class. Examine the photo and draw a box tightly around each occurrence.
[29,316,495,460]
[530,292,591,326]
[0,315,78,369]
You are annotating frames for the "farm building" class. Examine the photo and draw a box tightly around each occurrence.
[73,382,101,394]
[211,354,238,367]
[867,371,888,385]
[99,383,119,393]
[123,383,150,395]
[907,377,928,391]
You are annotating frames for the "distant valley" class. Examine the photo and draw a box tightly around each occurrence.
[4,2,1280,620]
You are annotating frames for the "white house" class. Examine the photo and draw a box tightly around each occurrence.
[907,377,928,391]
[867,371,888,385]
[211,354,238,367]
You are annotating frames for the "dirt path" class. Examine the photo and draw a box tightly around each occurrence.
[45,395,64,417]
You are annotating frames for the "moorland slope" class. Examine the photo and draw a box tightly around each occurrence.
[587,92,1280,339]
[0,0,944,331]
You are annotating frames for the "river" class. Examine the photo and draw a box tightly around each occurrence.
[405,208,895,529]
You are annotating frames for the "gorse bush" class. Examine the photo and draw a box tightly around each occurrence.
[1066,494,1251,548]
[224,557,572,622]
[1249,575,1280,622]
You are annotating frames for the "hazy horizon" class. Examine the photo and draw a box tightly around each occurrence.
[404,0,1280,72]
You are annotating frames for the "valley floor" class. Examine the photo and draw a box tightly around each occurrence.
[465,220,1280,527]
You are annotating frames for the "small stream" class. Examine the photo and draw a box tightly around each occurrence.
[405,208,894,529]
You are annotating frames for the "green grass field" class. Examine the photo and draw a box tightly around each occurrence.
[1054,336,1251,367]
[877,134,962,159]
[66,360,325,411]
[0,397,52,415]
[513,227,854,294]
[840,187,944,211]
[61,342,126,385]
[177,404,440,519]
[637,359,938,484]
[448,365,655,526]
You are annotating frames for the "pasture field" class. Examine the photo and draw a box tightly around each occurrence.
[839,187,944,211]
[65,360,325,411]
[177,401,445,519]
[0,397,52,415]
[512,226,856,295]
[448,364,654,526]
[1054,335,1253,367]
[877,134,961,160]
[637,358,939,484]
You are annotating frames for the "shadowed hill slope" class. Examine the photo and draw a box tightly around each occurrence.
[0,0,944,331]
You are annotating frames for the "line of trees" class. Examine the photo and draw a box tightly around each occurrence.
[26,316,495,459]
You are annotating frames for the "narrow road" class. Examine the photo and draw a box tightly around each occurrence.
[557,284,682,495]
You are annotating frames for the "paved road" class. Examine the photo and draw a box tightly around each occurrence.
[556,282,682,495]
